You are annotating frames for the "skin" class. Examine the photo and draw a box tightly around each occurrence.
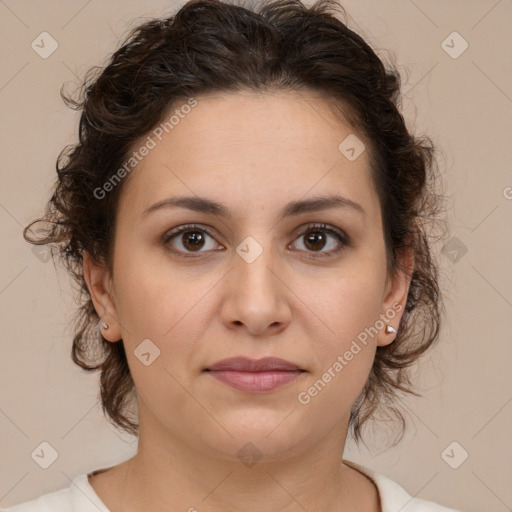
[84,89,413,512]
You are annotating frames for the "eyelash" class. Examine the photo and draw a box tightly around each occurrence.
[163,223,350,259]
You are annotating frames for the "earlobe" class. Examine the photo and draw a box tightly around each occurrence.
[83,251,122,342]
[377,247,414,347]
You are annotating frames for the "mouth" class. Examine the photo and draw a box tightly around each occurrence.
[204,357,306,393]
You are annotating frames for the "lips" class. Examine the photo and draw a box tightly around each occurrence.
[204,357,305,393]
[206,357,303,372]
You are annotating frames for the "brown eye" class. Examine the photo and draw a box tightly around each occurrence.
[291,223,349,257]
[303,231,328,251]
[164,224,222,255]
[180,230,207,251]
[163,222,349,258]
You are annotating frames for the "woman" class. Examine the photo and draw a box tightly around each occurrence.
[8,0,459,510]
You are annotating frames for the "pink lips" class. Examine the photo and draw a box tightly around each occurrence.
[205,357,305,393]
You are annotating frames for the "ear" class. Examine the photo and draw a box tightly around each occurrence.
[376,247,414,347]
[83,251,122,342]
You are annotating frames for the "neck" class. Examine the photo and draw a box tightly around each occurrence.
[112,412,379,512]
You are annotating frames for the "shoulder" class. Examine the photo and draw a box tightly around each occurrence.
[1,472,109,512]
[372,472,461,511]
[343,460,463,512]
[1,486,73,512]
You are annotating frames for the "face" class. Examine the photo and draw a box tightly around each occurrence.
[85,89,411,461]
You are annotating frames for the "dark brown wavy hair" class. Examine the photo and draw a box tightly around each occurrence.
[24,0,446,445]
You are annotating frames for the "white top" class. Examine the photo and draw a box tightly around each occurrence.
[2,460,462,512]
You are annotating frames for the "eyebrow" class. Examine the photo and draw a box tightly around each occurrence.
[142,194,365,220]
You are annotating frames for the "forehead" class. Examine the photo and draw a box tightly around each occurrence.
[118,89,379,224]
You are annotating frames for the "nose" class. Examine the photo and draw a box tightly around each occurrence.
[219,240,292,337]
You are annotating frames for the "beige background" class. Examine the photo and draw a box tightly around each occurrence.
[0,1,511,510]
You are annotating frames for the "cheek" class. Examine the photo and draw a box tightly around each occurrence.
[112,242,212,339]
[307,267,385,352]
[296,320,378,424]
[111,250,225,418]
[112,252,212,424]
[295,264,385,409]
[118,281,216,356]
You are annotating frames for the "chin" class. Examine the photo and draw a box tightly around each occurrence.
[195,412,312,462]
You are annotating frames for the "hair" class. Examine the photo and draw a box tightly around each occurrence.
[24,0,446,445]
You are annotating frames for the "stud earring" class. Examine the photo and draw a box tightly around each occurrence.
[385,325,396,334]
[101,322,109,330]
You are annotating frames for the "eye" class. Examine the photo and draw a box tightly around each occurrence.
[290,223,349,257]
[163,222,350,258]
[163,224,223,256]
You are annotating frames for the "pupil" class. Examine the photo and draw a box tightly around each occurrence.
[305,232,325,251]
[184,231,204,251]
